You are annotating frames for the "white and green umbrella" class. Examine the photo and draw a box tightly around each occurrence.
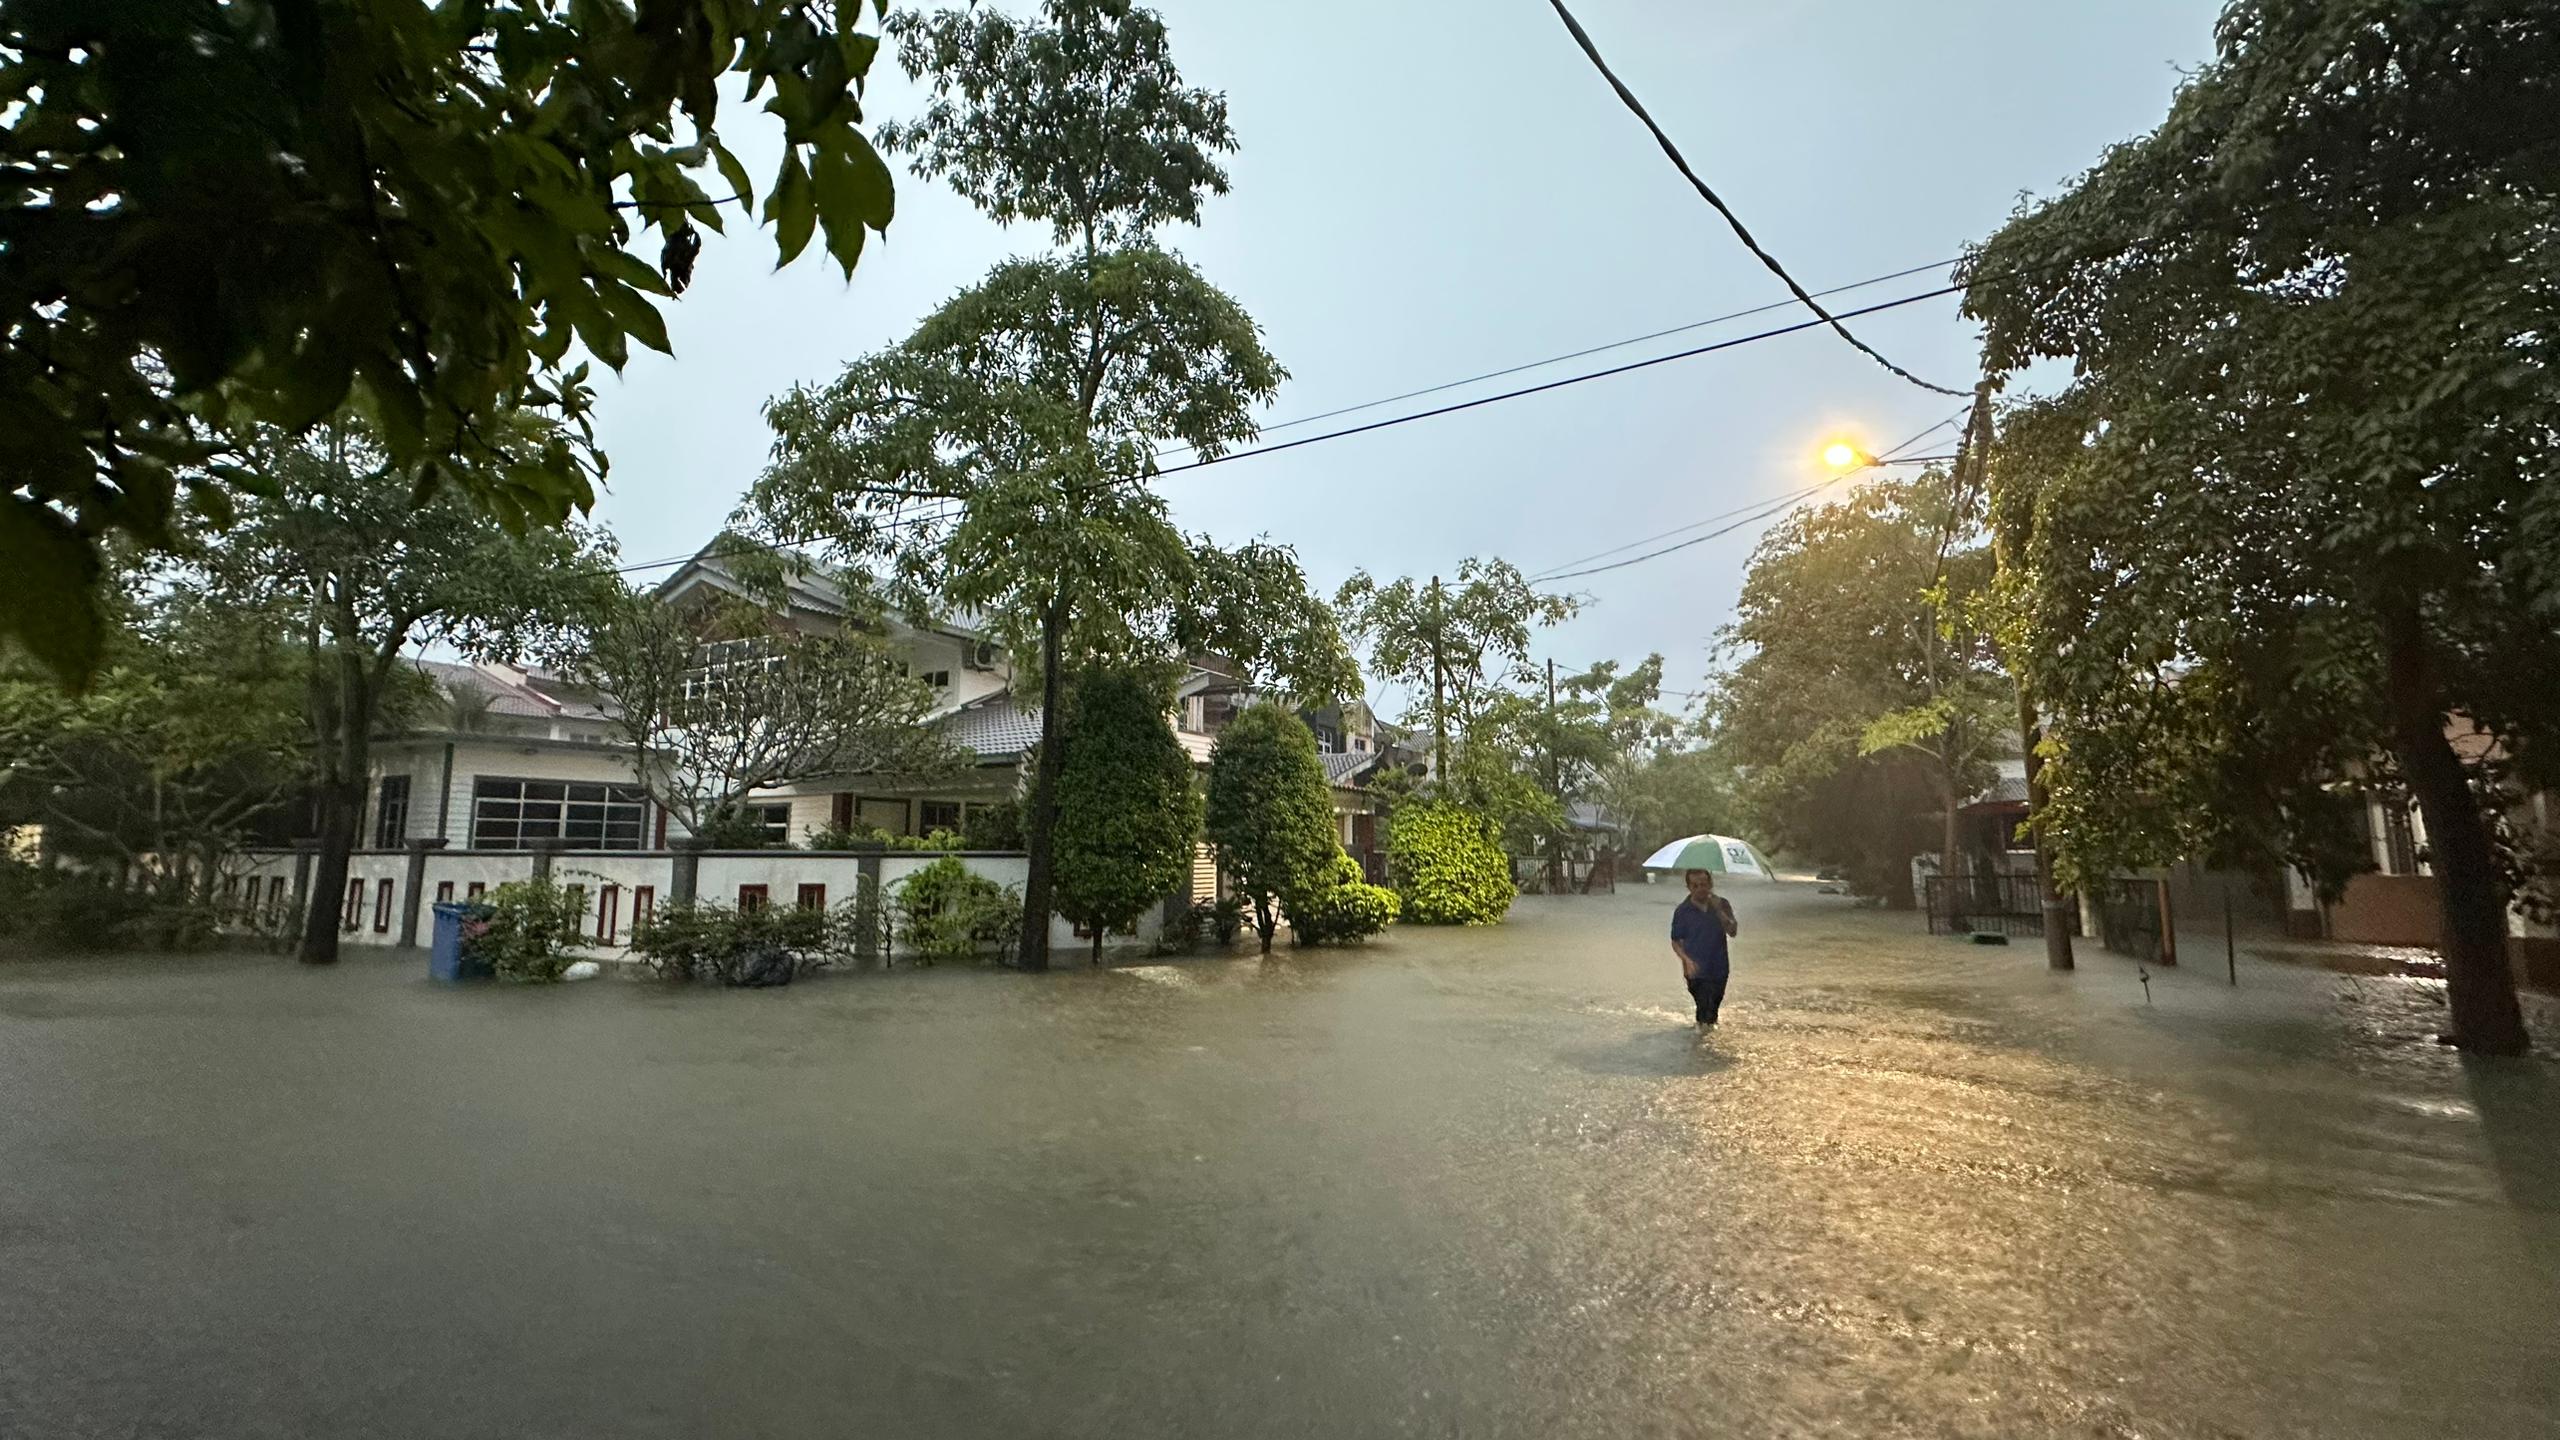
[1639,834,1777,881]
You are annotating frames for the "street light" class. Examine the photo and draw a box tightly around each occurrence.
[1821,442,1863,470]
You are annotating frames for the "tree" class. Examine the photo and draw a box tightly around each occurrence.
[0,582,313,895]
[748,0,1341,969]
[179,420,621,964]
[1052,665,1201,963]
[1962,0,2560,1053]
[1204,702,1338,953]
[1707,471,2011,904]
[582,579,959,844]
[1604,746,1741,860]
[1335,559,1580,778]
[3,0,901,682]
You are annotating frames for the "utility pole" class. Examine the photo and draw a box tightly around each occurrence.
[1429,575,1449,782]
[1546,657,1562,894]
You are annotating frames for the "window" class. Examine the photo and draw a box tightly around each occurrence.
[372,878,394,933]
[633,886,656,935]
[596,885,621,944]
[924,670,951,688]
[796,883,827,911]
[738,884,769,912]
[343,879,365,933]
[435,881,455,905]
[373,774,411,849]
[919,800,963,834]
[266,876,288,921]
[470,777,648,850]
[748,804,792,846]
[563,885,587,939]
[466,881,486,901]
[1311,725,1339,754]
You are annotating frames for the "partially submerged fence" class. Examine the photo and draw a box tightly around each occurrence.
[2093,876,2177,966]
[1924,872,2057,939]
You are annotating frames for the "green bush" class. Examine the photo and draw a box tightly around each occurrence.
[1286,853,1399,946]
[1386,799,1516,925]
[470,879,585,981]
[1205,703,1340,952]
[803,821,972,853]
[894,856,1021,964]
[0,863,223,953]
[963,799,1023,850]
[1053,666,1201,964]
[629,897,848,984]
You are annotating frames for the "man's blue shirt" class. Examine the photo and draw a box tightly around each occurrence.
[1672,897,1731,971]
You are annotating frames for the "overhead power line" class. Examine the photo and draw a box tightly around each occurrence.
[1152,254,1963,459]
[1527,411,1967,585]
[606,280,1970,581]
[1542,0,1967,398]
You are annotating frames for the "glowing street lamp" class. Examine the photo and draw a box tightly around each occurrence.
[1821,441,1864,470]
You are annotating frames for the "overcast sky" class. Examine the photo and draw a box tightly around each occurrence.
[585,0,2224,718]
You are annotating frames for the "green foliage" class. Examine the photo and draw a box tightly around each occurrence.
[0,581,312,873]
[629,897,847,985]
[0,862,227,955]
[743,0,1333,969]
[1385,800,1515,926]
[1603,747,1741,860]
[1961,0,2560,1051]
[963,799,1025,851]
[1285,853,1398,947]
[585,580,959,840]
[894,857,1022,964]
[1052,667,1202,959]
[1334,558,1581,770]
[1204,703,1341,951]
[2,0,898,680]
[470,880,586,983]
[1705,471,2010,904]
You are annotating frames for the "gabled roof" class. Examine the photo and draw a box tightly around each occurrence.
[653,536,997,642]
[408,659,618,725]
[1321,751,1385,787]
[938,693,1042,759]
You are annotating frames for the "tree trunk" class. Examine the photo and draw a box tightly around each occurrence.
[2383,604,2527,1054]
[1015,595,1068,972]
[1091,929,1105,967]
[1255,895,1275,954]
[298,651,373,966]
[1938,769,1963,919]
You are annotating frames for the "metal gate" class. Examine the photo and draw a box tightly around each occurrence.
[1923,872,2048,938]
[2094,877,2176,965]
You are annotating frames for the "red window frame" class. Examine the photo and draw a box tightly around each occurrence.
[343,878,365,932]
[372,878,394,933]
[466,881,486,901]
[737,884,769,912]
[796,883,826,911]
[597,884,621,945]
[632,886,655,934]
[266,876,288,920]
[435,880,455,905]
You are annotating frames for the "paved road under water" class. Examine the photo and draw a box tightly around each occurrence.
[4,884,2557,1438]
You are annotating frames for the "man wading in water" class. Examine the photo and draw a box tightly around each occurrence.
[1671,868,1740,1030]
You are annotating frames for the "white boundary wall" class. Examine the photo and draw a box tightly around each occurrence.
[221,847,1147,960]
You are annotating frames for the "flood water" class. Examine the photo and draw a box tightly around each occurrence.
[4,884,2556,1438]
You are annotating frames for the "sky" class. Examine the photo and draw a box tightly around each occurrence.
[584,0,2227,720]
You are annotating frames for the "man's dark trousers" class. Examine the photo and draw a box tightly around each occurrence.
[1686,961,1729,1024]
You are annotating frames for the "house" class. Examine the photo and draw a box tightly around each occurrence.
[363,660,651,852]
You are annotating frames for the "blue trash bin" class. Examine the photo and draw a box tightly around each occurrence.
[429,902,495,982]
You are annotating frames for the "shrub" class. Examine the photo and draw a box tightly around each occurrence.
[1286,854,1399,946]
[1054,666,1201,964]
[1386,799,1516,925]
[629,898,843,985]
[0,863,224,954]
[1205,703,1339,952]
[801,819,890,851]
[963,798,1023,851]
[894,856,1021,964]
[471,878,585,981]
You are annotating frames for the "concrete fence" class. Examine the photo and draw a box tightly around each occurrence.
[218,844,1170,960]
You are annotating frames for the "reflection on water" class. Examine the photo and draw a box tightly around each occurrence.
[1,887,2555,1438]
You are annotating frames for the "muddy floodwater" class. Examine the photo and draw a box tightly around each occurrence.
[4,884,2556,1438]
